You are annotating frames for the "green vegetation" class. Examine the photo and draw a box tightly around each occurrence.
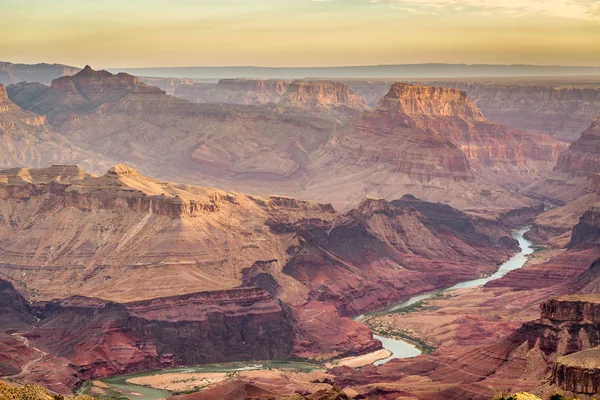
[389,292,454,315]
[0,382,93,400]
[366,321,436,354]
[531,245,546,253]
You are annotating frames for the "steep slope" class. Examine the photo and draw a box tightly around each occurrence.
[0,84,111,173]
[526,120,600,247]
[0,62,79,85]
[415,81,600,142]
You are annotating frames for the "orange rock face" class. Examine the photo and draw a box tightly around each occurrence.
[377,83,485,120]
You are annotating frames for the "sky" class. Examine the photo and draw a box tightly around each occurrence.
[1,0,599,68]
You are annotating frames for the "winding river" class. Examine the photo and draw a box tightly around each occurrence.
[96,228,533,398]
[364,226,534,365]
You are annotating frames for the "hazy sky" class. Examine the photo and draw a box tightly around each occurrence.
[1,0,599,67]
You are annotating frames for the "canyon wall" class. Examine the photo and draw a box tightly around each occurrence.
[417,81,600,142]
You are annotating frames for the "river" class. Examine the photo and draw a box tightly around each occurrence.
[95,227,533,397]
[363,226,533,365]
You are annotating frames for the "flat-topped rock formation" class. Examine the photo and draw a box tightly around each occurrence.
[377,83,485,120]
[541,294,600,321]
[370,83,566,189]
[278,80,369,119]
[552,348,600,395]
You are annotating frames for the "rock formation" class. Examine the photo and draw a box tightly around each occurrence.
[278,80,369,119]
[377,83,485,121]
[552,348,600,395]
[6,67,563,213]
[414,80,600,142]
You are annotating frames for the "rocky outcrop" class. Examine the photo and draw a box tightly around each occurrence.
[414,81,600,142]
[552,348,600,395]
[569,207,600,248]
[336,83,564,197]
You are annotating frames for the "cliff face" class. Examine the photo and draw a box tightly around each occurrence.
[377,84,565,185]
[415,81,600,142]
[552,348,600,395]
[525,120,600,247]
[334,83,564,195]
[569,207,600,248]
[0,283,295,393]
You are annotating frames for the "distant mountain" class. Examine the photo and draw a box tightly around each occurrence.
[111,64,600,80]
[0,62,79,85]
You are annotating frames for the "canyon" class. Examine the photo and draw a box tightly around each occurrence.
[5,68,566,214]
[0,163,524,394]
[1,62,599,400]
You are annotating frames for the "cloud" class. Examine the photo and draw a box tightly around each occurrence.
[363,0,600,20]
